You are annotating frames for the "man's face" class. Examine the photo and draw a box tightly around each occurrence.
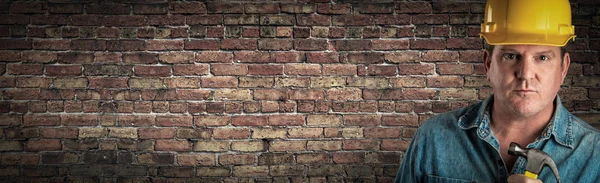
[484,45,570,117]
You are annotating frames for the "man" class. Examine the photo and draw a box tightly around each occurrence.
[395,0,600,182]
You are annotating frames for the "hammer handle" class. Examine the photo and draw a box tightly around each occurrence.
[524,171,539,179]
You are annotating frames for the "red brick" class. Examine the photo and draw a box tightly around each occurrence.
[232,116,267,126]
[221,39,257,50]
[134,66,171,77]
[89,77,128,88]
[61,115,98,126]
[326,88,362,101]
[187,15,222,25]
[373,14,411,25]
[201,76,238,88]
[398,64,434,75]
[170,1,206,14]
[196,51,233,63]
[373,40,409,50]
[213,128,251,139]
[138,128,175,139]
[343,139,378,150]
[422,51,459,62]
[46,65,82,76]
[258,39,292,51]
[173,64,209,76]
[219,153,255,165]
[97,27,120,38]
[33,39,70,50]
[362,65,397,76]
[7,64,43,75]
[317,4,351,14]
[295,39,328,51]
[158,51,195,64]
[5,88,40,100]
[410,39,446,50]
[364,128,401,138]
[0,115,22,126]
[245,3,279,13]
[185,39,220,50]
[412,14,449,24]
[296,14,329,26]
[297,153,330,164]
[148,15,185,26]
[58,52,94,64]
[344,115,380,126]
[427,76,463,87]
[288,89,325,100]
[146,40,183,51]
[41,128,78,139]
[381,115,418,126]
[156,140,192,151]
[253,89,287,100]
[24,139,61,151]
[123,53,159,64]
[334,40,371,51]
[446,38,483,49]
[156,115,193,127]
[333,15,373,26]
[269,140,307,152]
[333,152,364,164]
[0,51,21,62]
[70,40,106,51]
[117,115,155,127]
[284,64,321,76]
[0,76,15,87]
[432,2,470,13]
[346,52,384,64]
[268,115,305,126]
[0,15,29,25]
[10,1,46,13]
[22,52,57,63]
[107,40,146,51]
[177,89,211,100]
[382,139,410,151]
[307,52,339,63]
[248,64,283,75]
[234,51,271,63]
[134,4,168,15]
[178,154,215,166]
[86,2,129,14]
[403,88,437,100]
[211,64,248,76]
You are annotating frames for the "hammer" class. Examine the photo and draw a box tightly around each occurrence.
[508,142,560,183]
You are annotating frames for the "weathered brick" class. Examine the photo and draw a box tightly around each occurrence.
[248,64,284,75]
[178,154,214,166]
[0,140,22,151]
[155,140,192,151]
[231,141,266,152]
[252,128,287,139]
[213,128,250,139]
[269,140,306,152]
[194,141,229,152]
[220,153,255,165]
[24,139,61,151]
[138,153,174,165]
[197,167,231,177]
[108,127,137,138]
[41,128,78,139]
[214,89,252,101]
[296,153,330,164]
[307,115,341,127]
[232,165,269,177]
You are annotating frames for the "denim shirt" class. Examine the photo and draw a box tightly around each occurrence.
[395,96,600,183]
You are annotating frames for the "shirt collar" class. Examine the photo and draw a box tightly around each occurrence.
[458,95,573,148]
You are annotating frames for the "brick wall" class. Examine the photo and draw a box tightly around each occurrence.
[0,0,599,182]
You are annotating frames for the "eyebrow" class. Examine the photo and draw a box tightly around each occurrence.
[498,48,556,57]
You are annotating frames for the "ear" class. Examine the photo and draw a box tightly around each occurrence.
[483,50,492,82]
[483,50,491,73]
[561,52,571,80]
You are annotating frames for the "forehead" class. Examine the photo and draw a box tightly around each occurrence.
[492,45,561,54]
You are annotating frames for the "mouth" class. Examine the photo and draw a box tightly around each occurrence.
[514,90,536,94]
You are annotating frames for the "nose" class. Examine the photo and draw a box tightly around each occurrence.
[516,58,535,80]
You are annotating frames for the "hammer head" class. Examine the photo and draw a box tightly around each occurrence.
[508,142,560,183]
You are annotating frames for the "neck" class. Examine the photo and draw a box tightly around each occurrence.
[489,100,554,144]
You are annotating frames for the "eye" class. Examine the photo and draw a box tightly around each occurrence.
[539,55,549,61]
[502,53,516,60]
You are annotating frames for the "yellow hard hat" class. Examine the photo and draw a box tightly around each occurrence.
[479,0,576,46]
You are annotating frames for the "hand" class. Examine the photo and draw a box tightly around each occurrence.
[507,174,543,183]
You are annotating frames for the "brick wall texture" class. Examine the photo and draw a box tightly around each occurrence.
[0,0,599,182]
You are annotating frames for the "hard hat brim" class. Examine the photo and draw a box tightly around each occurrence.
[480,33,576,47]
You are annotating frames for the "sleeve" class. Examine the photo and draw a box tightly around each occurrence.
[394,128,422,183]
